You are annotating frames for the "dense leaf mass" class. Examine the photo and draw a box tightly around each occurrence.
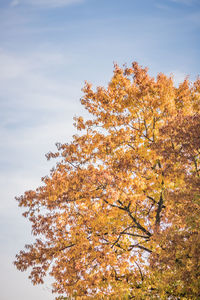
[14,63,200,299]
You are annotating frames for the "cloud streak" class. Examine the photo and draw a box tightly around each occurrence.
[10,0,84,8]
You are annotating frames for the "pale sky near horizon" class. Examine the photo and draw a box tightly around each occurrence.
[0,0,200,299]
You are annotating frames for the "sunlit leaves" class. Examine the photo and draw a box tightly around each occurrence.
[14,62,200,299]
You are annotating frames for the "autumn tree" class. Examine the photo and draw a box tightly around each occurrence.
[14,63,200,299]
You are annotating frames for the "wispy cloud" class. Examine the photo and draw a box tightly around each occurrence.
[155,3,171,10]
[168,70,187,85]
[10,0,84,8]
[0,47,84,181]
[169,0,197,5]
[10,0,20,6]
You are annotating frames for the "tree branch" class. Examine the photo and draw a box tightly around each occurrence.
[155,192,163,227]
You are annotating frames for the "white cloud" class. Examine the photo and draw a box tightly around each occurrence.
[10,0,84,8]
[0,47,84,173]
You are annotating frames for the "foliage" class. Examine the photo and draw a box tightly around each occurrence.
[14,63,200,299]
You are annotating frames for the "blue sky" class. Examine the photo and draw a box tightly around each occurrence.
[0,0,199,299]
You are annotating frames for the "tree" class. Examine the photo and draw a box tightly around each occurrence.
[14,62,200,299]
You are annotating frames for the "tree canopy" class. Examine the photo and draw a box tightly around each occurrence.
[14,62,200,299]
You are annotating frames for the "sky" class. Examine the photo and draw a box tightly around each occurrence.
[0,0,200,299]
